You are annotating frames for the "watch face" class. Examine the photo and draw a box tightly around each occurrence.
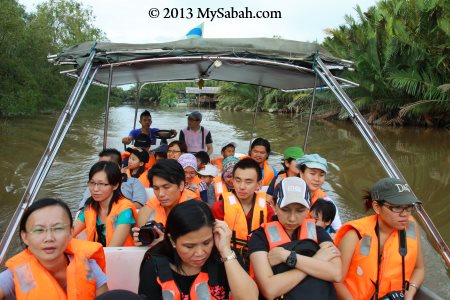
[286,252,297,268]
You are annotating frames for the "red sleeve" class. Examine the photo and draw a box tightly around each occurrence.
[266,205,275,222]
[211,200,225,220]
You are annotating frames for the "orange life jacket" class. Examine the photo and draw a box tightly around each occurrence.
[126,168,150,188]
[211,157,224,171]
[83,197,138,246]
[262,219,318,250]
[5,239,105,300]
[145,189,198,226]
[154,256,220,300]
[223,191,268,249]
[334,215,418,300]
[213,176,229,201]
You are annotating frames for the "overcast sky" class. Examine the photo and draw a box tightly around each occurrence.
[19,0,378,43]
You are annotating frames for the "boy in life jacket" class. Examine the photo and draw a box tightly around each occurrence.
[310,198,337,238]
[134,159,199,246]
[211,142,236,171]
[197,163,219,203]
[126,147,150,188]
[249,177,342,300]
[248,137,278,186]
[194,150,210,171]
[211,157,275,270]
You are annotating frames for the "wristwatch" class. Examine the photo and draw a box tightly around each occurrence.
[285,251,297,268]
[221,251,237,263]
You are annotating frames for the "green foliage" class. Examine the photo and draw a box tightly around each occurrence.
[323,0,450,126]
[0,0,107,117]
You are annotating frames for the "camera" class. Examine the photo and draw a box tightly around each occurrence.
[378,291,404,300]
[138,221,165,245]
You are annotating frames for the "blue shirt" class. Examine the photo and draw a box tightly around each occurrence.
[129,128,159,145]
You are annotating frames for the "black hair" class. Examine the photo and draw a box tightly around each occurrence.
[85,161,123,215]
[281,157,296,172]
[99,148,122,167]
[148,159,185,187]
[310,198,337,223]
[249,137,271,156]
[140,110,151,120]
[19,198,73,246]
[144,200,216,274]
[362,190,385,212]
[233,157,262,181]
[194,151,210,164]
[155,152,167,159]
[168,140,188,154]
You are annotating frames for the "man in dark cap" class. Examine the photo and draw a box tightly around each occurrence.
[179,111,213,155]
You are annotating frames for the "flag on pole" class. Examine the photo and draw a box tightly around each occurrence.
[186,23,204,39]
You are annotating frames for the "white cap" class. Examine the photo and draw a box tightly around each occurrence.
[221,142,237,151]
[275,177,311,208]
[198,164,219,177]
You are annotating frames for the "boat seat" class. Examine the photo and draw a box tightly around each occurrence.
[104,246,147,292]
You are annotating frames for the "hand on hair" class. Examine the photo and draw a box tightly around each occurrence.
[268,247,290,267]
[314,241,340,262]
[213,219,232,257]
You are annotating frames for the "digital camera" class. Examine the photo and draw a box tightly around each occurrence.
[138,221,164,245]
[378,291,404,300]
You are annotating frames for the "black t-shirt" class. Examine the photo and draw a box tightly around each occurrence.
[138,255,229,300]
[248,223,333,255]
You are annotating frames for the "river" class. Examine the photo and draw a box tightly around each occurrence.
[1,106,449,297]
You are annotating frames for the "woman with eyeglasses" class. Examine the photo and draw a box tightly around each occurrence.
[74,161,138,247]
[334,178,424,300]
[167,140,187,160]
[0,198,108,299]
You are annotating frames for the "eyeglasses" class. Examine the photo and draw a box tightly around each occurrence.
[167,150,181,154]
[28,224,69,237]
[383,203,415,213]
[88,181,110,188]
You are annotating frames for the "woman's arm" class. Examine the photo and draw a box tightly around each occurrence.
[334,229,358,300]
[108,224,132,247]
[73,219,86,237]
[213,220,258,300]
[404,225,425,300]
[96,284,108,296]
[250,251,307,300]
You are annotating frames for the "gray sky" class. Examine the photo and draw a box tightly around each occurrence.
[19,0,378,43]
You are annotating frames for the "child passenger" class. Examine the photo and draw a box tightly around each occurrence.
[197,163,219,203]
[126,147,150,188]
[212,142,236,171]
[310,198,337,237]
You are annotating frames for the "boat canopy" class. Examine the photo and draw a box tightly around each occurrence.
[49,38,353,91]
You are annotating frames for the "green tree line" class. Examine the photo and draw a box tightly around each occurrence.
[216,0,449,127]
[0,0,123,116]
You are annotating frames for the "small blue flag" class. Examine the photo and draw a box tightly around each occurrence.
[186,23,204,39]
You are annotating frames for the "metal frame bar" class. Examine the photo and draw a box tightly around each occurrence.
[0,49,98,264]
[303,72,319,152]
[313,56,450,266]
[103,65,114,149]
[249,86,262,151]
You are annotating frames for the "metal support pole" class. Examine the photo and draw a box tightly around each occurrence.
[0,49,98,264]
[249,86,262,151]
[303,72,319,152]
[133,83,141,131]
[314,56,450,266]
[103,64,114,150]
